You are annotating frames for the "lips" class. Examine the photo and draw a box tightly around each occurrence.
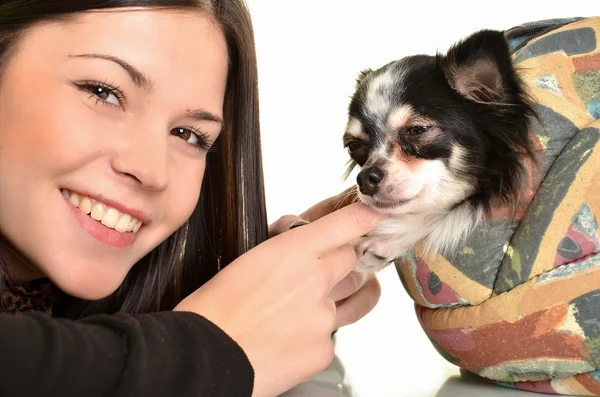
[59,188,150,248]
[61,189,143,233]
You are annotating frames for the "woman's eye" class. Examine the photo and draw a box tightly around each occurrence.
[74,81,124,107]
[171,127,211,152]
[173,128,195,143]
[89,86,120,105]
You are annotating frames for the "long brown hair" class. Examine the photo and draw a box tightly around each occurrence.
[0,0,268,318]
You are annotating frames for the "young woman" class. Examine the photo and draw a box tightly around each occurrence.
[0,1,382,396]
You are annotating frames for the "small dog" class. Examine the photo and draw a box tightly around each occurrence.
[344,30,538,272]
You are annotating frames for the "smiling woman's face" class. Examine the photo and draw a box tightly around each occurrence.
[0,9,228,299]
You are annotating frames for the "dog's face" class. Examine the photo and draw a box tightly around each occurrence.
[344,57,476,216]
[344,30,534,216]
[344,56,473,213]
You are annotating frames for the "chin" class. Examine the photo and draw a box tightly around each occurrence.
[45,262,129,301]
[342,29,537,273]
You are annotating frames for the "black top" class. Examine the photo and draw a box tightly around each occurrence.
[0,275,254,396]
[0,310,254,396]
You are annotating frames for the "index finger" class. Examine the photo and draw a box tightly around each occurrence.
[300,186,358,222]
[295,202,382,252]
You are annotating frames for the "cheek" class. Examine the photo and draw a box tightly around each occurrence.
[0,70,110,181]
[412,160,447,186]
[385,158,446,197]
[162,160,206,227]
[387,155,442,184]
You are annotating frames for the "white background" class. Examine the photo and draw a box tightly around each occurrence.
[246,2,598,396]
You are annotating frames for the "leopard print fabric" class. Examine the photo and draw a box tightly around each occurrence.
[1,276,54,315]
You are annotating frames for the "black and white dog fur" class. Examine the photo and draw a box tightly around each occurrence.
[344,30,537,272]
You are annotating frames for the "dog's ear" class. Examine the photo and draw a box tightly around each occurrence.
[355,68,373,87]
[438,30,512,103]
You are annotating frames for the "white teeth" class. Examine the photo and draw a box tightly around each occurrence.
[90,202,104,221]
[79,198,92,215]
[101,207,120,228]
[133,221,142,233]
[115,214,131,233]
[127,218,137,232]
[69,192,80,207]
[61,189,143,234]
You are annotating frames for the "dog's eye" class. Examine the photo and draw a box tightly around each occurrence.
[407,125,431,135]
[345,140,369,166]
[346,141,365,153]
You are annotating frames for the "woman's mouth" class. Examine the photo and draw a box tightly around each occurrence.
[61,189,143,248]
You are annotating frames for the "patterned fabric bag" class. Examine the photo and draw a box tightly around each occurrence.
[395,16,600,395]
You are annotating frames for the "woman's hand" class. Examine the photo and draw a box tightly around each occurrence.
[174,203,381,397]
[269,187,382,328]
[268,187,358,238]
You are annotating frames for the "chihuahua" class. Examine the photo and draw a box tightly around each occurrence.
[344,30,537,272]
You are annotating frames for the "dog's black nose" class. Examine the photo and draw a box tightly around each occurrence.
[357,167,384,196]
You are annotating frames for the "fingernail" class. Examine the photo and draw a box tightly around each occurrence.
[288,219,310,230]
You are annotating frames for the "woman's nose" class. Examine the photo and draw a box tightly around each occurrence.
[110,123,169,191]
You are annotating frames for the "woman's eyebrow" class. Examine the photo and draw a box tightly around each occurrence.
[69,53,222,125]
[186,109,223,126]
[68,53,155,92]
